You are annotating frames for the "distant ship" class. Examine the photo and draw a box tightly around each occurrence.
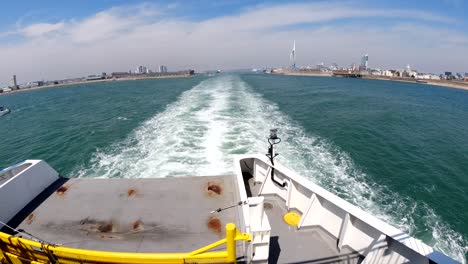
[0,106,10,117]
[0,129,459,263]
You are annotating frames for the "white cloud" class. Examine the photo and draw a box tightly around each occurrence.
[0,2,467,83]
[68,12,136,43]
[20,22,65,38]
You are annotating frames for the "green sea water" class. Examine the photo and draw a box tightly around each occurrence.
[0,74,466,262]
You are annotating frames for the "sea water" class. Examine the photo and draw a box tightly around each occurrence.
[0,74,466,262]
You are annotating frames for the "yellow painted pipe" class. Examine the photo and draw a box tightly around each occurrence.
[226,223,236,263]
[0,222,249,264]
[189,238,227,256]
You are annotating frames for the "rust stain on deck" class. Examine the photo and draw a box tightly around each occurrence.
[79,218,118,234]
[26,213,35,224]
[98,222,114,233]
[132,220,144,231]
[264,202,273,210]
[56,185,69,196]
[127,188,137,197]
[207,182,223,196]
[207,216,222,233]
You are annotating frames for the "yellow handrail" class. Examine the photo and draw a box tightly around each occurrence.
[0,223,251,264]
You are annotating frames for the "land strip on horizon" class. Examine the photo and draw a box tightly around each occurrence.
[272,70,468,91]
[0,74,192,97]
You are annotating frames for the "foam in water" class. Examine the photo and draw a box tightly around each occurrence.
[75,75,466,262]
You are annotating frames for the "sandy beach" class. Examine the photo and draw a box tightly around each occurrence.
[0,74,192,97]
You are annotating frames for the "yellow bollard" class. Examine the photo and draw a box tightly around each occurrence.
[226,223,236,263]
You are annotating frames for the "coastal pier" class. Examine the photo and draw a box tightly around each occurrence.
[332,70,363,78]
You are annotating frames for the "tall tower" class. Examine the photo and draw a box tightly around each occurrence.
[10,75,18,89]
[290,40,296,69]
[359,54,368,71]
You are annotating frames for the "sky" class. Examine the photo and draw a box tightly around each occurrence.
[0,0,467,85]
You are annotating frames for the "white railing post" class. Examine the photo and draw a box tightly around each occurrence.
[297,193,317,229]
[286,179,293,210]
[337,213,350,252]
[248,197,265,224]
[248,197,270,263]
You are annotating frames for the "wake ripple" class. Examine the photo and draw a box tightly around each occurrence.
[74,75,466,262]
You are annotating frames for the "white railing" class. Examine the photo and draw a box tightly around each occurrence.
[233,159,271,264]
[234,154,458,264]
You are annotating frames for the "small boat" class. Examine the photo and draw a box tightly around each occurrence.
[0,129,459,263]
[0,106,10,117]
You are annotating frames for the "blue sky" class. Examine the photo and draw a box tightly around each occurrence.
[0,0,467,84]
[1,0,466,24]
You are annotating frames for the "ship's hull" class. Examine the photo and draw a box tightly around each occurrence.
[0,109,10,117]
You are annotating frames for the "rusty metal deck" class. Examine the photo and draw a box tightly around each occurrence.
[5,176,241,253]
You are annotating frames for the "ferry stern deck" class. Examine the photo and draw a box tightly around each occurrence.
[0,158,459,264]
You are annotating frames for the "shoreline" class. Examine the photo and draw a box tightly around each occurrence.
[362,75,468,91]
[0,74,192,97]
[272,71,468,91]
[272,71,332,77]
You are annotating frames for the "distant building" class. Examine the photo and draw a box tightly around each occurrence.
[370,69,381,75]
[136,66,147,74]
[9,75,19,90]
[403,65,418,78]
[31,81,44,87]
[316,62,325,70]
[371,69,392,77]
[416,73,440,80]
[444,72,454,80]
[112,72,129,78]
[86,75,104,81]
[359,54,368,71]
[329,63,338,71]
[381,70,393,77]
[159,65,168,73]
